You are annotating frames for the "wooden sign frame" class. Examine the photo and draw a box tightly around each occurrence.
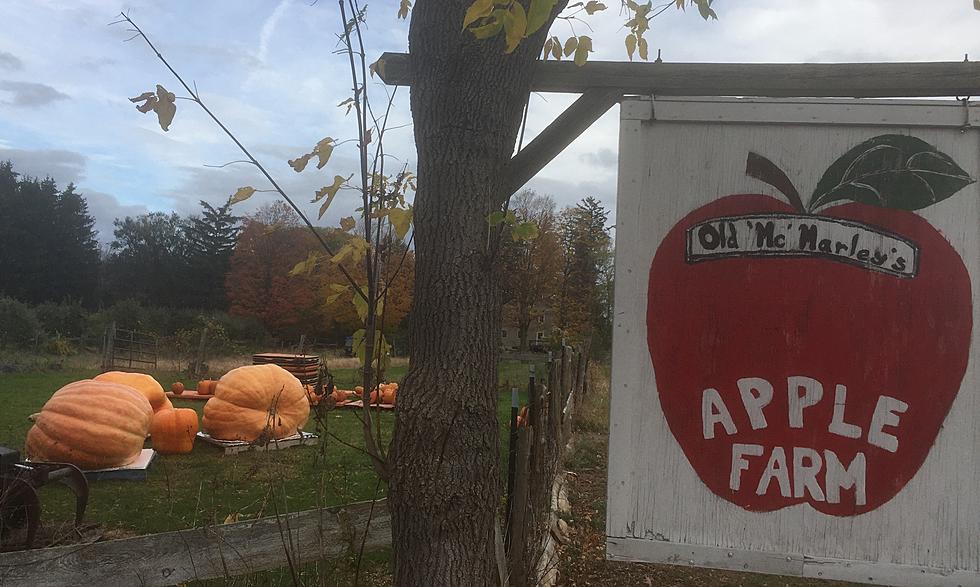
[607,96,980,586]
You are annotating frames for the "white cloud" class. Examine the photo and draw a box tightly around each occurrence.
[257,0,292,65]
[2,0,979,233]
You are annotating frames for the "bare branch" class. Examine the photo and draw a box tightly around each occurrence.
[116,12,368,303]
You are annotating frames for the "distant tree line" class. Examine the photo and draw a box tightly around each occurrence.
[0,160,415,350]
[0,161,610,356]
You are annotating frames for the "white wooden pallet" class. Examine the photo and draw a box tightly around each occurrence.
[195,431,318,455]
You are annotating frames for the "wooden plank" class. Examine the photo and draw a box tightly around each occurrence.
[645,96,980,127]
[507,89,620,195]
[84,449,156,481]
[0,500,390,587]
[606,537,804,577]
[802,555,980,587]
[195,432,319,455]
[377,53,980,97]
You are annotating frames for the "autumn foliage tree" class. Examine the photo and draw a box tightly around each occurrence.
[499,190,561,351]
[226,203,321,339]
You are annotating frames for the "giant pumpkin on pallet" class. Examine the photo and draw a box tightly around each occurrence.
[94,371,173,412]
[201,364,309,442]
[25,380,153,470]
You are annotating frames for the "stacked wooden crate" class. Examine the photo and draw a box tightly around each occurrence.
[251,353,320,386]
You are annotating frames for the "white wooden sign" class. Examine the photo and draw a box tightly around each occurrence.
[608,96,980,586]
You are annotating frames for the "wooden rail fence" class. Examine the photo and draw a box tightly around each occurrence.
[0,500,390,587]
[505,344,588,586]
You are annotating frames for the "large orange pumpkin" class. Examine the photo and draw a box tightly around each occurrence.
[151,408,199,454]
[25,380,153,470]
[201,364,309,442]
[94,371,171,412]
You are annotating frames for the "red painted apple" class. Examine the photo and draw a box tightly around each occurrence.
[647,134,974,516]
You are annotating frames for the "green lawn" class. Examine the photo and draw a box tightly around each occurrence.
[0,359,543,538]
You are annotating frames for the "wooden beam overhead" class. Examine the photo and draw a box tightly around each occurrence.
[377,52,980,98]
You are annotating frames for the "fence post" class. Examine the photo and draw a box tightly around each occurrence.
[193,327,209,377]
[505,385,519,549]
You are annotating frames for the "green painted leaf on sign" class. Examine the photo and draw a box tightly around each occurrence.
[809,134,976,212]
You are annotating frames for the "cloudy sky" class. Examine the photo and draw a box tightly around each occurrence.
[1,0,979,241]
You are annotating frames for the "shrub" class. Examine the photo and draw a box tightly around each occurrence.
[35,300,89,338]
[0,297,41,348]
[44,332,77,356]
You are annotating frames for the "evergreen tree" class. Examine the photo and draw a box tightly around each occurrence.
[186,200,241,309]
[0,162,100,304]
[556,196,612,350]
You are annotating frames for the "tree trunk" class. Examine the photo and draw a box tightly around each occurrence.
[389,2,565,584]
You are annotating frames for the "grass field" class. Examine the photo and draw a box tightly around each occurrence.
[0,359,541,541]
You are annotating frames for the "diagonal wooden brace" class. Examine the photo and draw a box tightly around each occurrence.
[505,88,621,198]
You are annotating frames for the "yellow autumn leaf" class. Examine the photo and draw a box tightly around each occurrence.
[331,242,353,264]
[129,84,177,131]
[329,283,348,293]
[563,36,578,57]
[574,35,593,66]
[638,36,649,61]
[398,0,411,19]
[340,216,356,232]
[349,238,370,263]
[352,293,369,323]
[551,36,562,60]
[313,137,334,169]
[229,186,256,205]
[463,0,495,29]
[526,0,558,35]
[503,2,527,54]
[288,153,312,173]
[387,207,413,240]
[584,1,606,15]
[471,11,505,39]
[542,37,555,59]
[315,175,351,220]
[625,34,637,61]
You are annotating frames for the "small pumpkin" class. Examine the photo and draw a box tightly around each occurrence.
[380,383,397,405]
[517,405,529,428]
[330,388,348,404]
[202,364,310,442]
[94,371,170,412]
[171,382,185,396]
[305,385,323,406]
[197,380,216,396]
[150,408,199,454]
[25,380,153,470]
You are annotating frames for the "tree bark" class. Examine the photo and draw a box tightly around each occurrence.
[389,2,565,584]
